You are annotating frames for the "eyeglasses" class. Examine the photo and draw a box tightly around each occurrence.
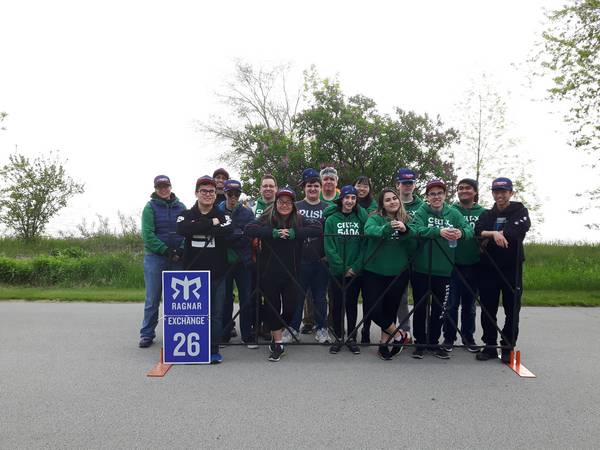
[226,191,241,197]
[198,189,216,195]
[277,199,293,206]
[155,184,171,189]
[427,191,445,197]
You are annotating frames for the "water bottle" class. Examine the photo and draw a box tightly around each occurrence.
[447,224,457,248]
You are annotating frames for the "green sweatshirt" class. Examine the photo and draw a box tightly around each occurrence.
[320,190,340,206]
[363,214,414,276]
[324,206,367,276]
[403,195,424,217]
[410,202,473,277]
[452,202,485,265]
[253,198,273,218]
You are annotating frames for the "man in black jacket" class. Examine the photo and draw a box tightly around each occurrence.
[176,175,233,364]
[474,177,530,363]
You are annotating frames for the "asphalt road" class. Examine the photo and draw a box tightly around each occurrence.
[1,302,599,449]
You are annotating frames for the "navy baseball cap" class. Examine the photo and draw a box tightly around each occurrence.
[395,168,416,184]
[223,179,242,192]
[491,177,513,191]
[276,185,296,201]
[154,175,171,187]
[339,185,358,200]
[301,168,321,186]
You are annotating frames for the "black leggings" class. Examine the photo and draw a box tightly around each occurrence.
[362,270,409,331]
[411,272,450,348]
[330,275,360,340]
[260,274,299,332]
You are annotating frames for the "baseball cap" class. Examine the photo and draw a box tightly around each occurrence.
[300,168,321,186]
[395,168,416,184]
[223,179,242,192]
[425,179,446,193]
[491,177,513,191]
[275,185,296,201]
[153,175,171,187]
[195,175,216,190]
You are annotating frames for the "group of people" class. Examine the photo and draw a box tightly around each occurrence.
[138,166,530,364]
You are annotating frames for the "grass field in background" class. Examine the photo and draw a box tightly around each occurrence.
[0,237,598,305]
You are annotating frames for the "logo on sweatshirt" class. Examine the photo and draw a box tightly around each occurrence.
[337,222,360,235]
[427,217,451,229]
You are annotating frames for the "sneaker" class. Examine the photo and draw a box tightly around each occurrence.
[300,324,314,334]
[210,353,223,364]
[377,345,392,360]
[138,337,153,348]
[441,339,453,352]
[268,344,285,362]
[501,348,512,364]
[329,343,342,354]
[389,339,404,357]
[281,328,299,344]
[462,338,480,353]
[476,349,498,361]
[434,347,450,359]
[411,347,425,359]
[346,339,361,355]
[243,338,259,349]
[315,328,331,344]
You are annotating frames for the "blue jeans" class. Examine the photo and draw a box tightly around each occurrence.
[140,253,182,339]
[292,262,329,331]
[224,262,253,342]
[210,275,227,354]
[443,264,477,342]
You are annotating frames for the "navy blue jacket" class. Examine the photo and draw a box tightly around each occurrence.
[218,201,254,267]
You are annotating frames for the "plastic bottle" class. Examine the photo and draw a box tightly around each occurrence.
[447,224,457,248]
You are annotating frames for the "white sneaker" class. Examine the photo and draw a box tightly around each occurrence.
[282,328,298,343]
[315,328,331,344]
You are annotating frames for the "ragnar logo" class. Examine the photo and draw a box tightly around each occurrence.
[171,276,202,301]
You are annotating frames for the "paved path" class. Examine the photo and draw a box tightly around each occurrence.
[1,302,599,449]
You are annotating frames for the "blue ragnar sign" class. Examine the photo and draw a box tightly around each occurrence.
[162,271,211,364]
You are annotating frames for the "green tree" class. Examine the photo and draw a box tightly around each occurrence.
[536,0,600,153]
[0,151,85,239]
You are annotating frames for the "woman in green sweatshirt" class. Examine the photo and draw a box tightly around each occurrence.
[409,179,473,360]
[362,188,414,361]
[324,185,368,355]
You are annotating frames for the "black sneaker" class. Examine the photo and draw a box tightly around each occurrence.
[329,343,342,354]
[462,338,480,353]
[441,339,453,352]
[346,339,361,355]
[138,337,153,348]
[268,344,285,362]
[389,339,404,357]
[411,347,425,359]
[300,324,314,334]
[434,347,450,359]
[501,348,512,364]
[476,349,498,361]
[377,345,392,361]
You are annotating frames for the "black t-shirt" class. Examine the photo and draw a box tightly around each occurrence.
[295,199,327,263]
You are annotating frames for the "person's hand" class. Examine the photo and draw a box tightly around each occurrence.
[390,220,406,232]
[212,217,220,226]
[345,268,356,278]
[493,230,509,248]
[441,228,461,241]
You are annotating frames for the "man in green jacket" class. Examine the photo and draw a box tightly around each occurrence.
[139,175,186,348]
[409,179,473,359]
[442,178,485,353]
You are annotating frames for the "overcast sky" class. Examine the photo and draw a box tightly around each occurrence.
[1,0,598,242]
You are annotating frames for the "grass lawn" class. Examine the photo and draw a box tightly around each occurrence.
[1,286,599,306]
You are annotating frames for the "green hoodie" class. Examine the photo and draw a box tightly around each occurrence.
[403,195,424,217]
[452,202,485,265]
[253,197,273,218]
[410,202,473,277]
[320,190,340,206]
[324,205,368,276]
[363,214,414,276]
